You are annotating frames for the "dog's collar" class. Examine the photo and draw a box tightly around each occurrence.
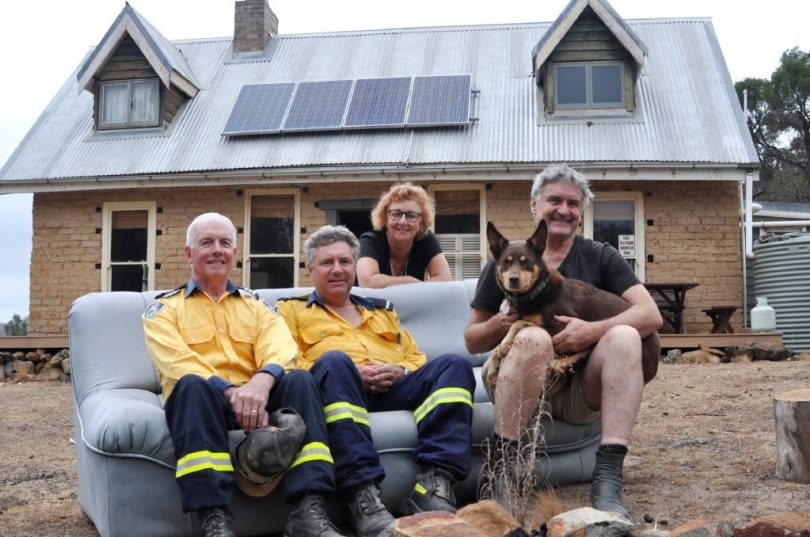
[506,275,551,307]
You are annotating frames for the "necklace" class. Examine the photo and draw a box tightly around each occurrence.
[389,256,409,277]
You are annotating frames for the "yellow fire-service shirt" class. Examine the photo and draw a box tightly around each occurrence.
[276,293,426,372]
[143,280,299,399]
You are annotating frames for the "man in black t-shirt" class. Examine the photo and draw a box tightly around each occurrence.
[464,165,662,520]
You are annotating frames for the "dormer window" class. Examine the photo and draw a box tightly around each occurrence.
[554,62,624,109]
[99,79,160,130]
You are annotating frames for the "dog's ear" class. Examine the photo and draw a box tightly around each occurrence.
[486,221,509,260]
[527,219,548,256]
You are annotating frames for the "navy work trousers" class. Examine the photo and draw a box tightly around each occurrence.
[164,370,334,512]
[310,352,475,490]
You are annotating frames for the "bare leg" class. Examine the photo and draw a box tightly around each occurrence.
[493,326,553,440]
[580,324,643,445]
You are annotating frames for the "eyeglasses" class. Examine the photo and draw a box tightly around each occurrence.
[387,210,422,223]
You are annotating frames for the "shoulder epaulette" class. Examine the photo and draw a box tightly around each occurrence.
[155,285,184,300]
[237,286,261,300]
[276,295,309,302]
[367,297,394,311]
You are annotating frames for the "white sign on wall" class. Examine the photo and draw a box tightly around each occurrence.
[618,234,635,257]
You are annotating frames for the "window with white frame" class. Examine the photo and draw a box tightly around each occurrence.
[554,62,624,109]
[244,190,300,288]
[101,202,156,292]
[429,185,485,280]
[99,78,160,129]
[583,191,645,280]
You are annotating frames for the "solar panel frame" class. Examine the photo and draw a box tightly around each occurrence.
[406,74,472,127]
[282,79,354,132]
[222,83,295,136]
[343,77,412,129]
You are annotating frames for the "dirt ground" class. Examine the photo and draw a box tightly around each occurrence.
[1,361,809,536]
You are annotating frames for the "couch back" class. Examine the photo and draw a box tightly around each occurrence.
[69,280,485,406]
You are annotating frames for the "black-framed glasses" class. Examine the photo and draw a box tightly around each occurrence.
[387,210,422,223]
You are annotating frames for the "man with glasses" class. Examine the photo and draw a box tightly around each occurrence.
[357,183,452,288]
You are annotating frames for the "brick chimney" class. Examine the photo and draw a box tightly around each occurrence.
[233,0,278,54]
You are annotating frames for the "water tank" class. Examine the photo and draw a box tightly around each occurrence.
[753,233,810,352]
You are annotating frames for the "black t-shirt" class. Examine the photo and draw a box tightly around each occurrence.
[359,229,443,281]
[471,235,640,312]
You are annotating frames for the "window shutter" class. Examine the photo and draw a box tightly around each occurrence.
[436,233,481,280]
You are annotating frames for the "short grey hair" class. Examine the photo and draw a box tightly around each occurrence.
[186,213,237,247]
[530,164,594,208]
[304,225,360,265]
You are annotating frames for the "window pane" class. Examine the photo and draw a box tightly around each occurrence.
[131,80,159,124]
[556,66,587,105]
[249,258,295,288]
[434,190,480,234]
[111,210,147,262]
[111,264,145,292]
[101,83,129,125]
[250,195,295,254]
[593,200,634,253]
[592,65,623,104]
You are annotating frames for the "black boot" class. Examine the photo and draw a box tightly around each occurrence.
[399,466,457,515]
[283,494,346,537]
[198,507,235,537]
[590,444,630,520]
[346,482,395,537]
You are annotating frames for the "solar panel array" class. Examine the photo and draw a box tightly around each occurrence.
[223,75,472,136]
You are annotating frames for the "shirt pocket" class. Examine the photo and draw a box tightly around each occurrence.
[378,330,401,344]
[300,323,343,346]
[180,325,215,346]
[228,324,256,344]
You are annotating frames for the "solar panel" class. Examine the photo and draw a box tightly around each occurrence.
[283,80,353,131]
[344,77,411,129]
[407,75,471,126]
[223,83,295,135]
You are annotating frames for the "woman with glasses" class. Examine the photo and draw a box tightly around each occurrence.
[357,183,452,288]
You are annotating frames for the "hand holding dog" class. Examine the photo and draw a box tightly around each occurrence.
[552,315,602,354]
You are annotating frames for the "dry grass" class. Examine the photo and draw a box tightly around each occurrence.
[1,360,809,536]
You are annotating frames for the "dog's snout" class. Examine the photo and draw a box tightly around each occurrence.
[508,275,521,288]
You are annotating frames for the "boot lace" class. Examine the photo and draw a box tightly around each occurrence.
[352,483,387,516]
[200,507,234,537]
[298,495,341,531]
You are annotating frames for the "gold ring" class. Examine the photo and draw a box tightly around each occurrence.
[250,410,258,415]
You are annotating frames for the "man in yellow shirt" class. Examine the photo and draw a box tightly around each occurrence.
[143,213,344,537]
[277,225,475,537]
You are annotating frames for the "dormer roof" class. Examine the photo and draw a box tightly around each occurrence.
[76,3,199,97]
[531,0,647,80]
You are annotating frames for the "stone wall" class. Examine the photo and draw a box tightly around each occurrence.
[29,179,741,335]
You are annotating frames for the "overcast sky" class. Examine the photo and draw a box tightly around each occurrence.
[1,0,809,322]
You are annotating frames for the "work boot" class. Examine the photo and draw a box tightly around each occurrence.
[591,445,630,520]
[399,466,457,515]
[198,507,235,537]
[283,494,345,537]
[346,481,395,537]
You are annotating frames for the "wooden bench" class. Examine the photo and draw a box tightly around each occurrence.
[701,305,738,334]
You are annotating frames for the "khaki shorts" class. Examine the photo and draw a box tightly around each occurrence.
[481,356,600,425]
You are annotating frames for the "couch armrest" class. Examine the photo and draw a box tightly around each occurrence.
[77,388,176,467]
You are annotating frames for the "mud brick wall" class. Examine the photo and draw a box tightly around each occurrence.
[29,179,741,335]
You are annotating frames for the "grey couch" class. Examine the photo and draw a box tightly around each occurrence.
[69,280,601,537]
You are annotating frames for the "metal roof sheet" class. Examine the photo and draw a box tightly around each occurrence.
[1,17,759,186]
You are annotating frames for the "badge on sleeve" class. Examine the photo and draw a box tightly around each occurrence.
[143,301,164,319]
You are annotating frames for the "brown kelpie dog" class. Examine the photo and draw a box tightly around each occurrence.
[484,220,660,391]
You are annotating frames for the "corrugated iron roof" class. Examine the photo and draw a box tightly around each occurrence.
[0,17,759,186]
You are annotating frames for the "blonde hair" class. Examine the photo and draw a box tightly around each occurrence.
[370,183,435,239]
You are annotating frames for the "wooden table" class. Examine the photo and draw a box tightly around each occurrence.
[701,305,738,334]
[644,282,699,334]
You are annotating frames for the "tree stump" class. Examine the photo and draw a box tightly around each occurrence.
[774,388,810,483]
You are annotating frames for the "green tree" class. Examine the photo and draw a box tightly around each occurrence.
[736,47,810,202]
[3,314,28,336]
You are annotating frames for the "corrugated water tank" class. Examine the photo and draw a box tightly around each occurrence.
[753,233,810,352]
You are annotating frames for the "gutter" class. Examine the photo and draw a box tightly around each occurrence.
[0,162,758,195]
